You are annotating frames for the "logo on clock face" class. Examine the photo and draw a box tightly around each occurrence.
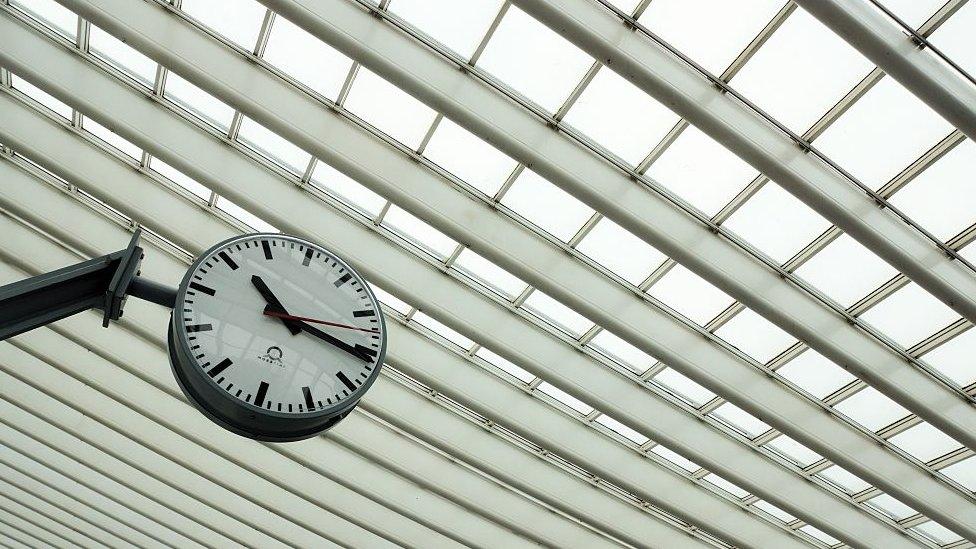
[258,345,284,367]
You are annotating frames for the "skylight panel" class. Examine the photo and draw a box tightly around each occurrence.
[859,283,959,348]
[422,118,518,196]
[710,402,770,438]
[370,283,411,314]
[798,525,841,546]
[815,78,953,188]
[216,197,278,232]
[930,2,976,76]
[521,289,593,338]
[732,9,873,132]
[701,473,750,499]
[751,500,796,523]
[638,0,784,74]
[588,329,655,373]
[833,387,910,431]
[713,308,796,364]
[817,464,872,493]
[536,382,594,415]
[475,347,535,384]
[941,456,976,491]
[180,0,266,50]
[866,493,917,521]
[650,444,700,472]
[920,326,976,387]
[9,74,72,120]
[764,434,823,467]
[595,414,649,444]
[476,5,593,112]
[561,68,679,165]
[389,0,504,60]
[149,157,211,201]
[645,125,759,216]
[776,349,856,400]
[647,263,735,327]
[652,367,717,406]
[453,248,528,299]
[722,181,831,264]
[88,24,157,87]
[262,15,352,101]
[411,311,474,350]
[343,68,438,148]
[889,140,976,242]
[236,116,312,175]
[163,71,235,131]
[382,205,458,260]
[794,233,899,308]
[310,160,387,218]
[81,116,142,160]
[887,422,962,463]
[10,0,76,39]
[912,521,962,545]
[574,217,665,284]
[875,0,944,28]
[501,169,594,242]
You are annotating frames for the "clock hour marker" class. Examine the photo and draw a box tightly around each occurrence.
[254,381,270,408]
[208,358,233,377]
[262,240,273,260]
[353,309,375,317]
[218,251,238,270]
[302,386,315,410]
[333,273,352,287]
[189,282,216,296]
[302,247,314,266]
[336,371,357,392]
[186,323,213,332]
[355,344,377,359]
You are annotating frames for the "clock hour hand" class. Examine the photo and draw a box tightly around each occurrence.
[250,275,301,335]
[265,305,372,362]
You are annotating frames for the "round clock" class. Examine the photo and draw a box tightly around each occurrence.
[167,233,386,442]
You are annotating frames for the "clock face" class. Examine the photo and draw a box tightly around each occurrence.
[173,234,385,419]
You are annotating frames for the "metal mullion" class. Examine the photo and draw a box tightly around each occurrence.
[554,61,601,121]
[415,113,442,154]
[335,61,360,106]
[7,7,944,540]
[467,0,509,66]
[253,9,275,57]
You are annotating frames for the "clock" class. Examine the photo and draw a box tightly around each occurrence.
[167,233,386,442]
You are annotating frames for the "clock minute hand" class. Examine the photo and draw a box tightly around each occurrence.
[250,275,301,335]
[268,306,371,362]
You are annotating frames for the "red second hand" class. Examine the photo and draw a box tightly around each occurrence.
[264,310,379,333]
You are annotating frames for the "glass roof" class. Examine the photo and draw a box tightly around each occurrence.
[3,0,976,546]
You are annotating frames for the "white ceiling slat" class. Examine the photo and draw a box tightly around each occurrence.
[0,155,798,548]
[0,161,726,549]
[0,471,148,549]
[795,0,976,144]
[0,503,78,548]
[0,17,871,546]
[0,433,213,548]
[20,2,966,545]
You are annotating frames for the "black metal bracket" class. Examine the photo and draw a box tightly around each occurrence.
[0,229,178,341]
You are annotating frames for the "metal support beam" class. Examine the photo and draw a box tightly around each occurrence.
[0,14,937,545]
[0,158,810,548]
[795,0,976,143]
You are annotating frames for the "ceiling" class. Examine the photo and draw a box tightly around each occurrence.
[0,0,975,547]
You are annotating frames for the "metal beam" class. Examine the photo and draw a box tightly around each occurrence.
[0,157,808,548]
[8,3,969,544]
[0,14,934,546]
[795,0,976,143]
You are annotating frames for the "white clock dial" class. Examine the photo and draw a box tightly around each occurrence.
[175,234,384,416]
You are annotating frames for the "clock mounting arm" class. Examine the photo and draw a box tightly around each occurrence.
[0,229,178,341]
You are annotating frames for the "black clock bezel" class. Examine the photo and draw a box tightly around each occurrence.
[168,232,386,442]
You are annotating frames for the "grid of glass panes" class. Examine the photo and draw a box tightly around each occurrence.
[5,0,976,545]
